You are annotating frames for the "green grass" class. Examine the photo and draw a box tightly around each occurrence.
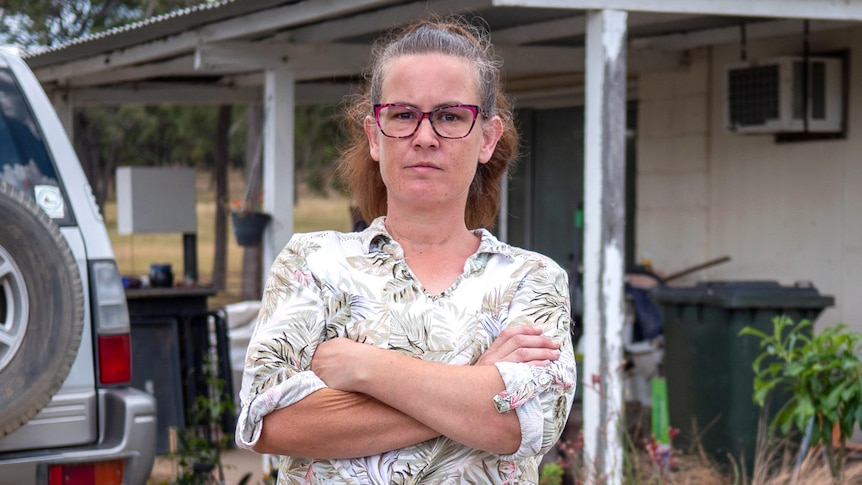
[105,169,351,308]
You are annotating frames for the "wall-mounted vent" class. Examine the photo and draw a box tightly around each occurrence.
[725,56,843,134]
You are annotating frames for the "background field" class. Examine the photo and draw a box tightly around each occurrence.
[103,169,352,308]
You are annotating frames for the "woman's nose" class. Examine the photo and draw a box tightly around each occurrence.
[413,116,439,146]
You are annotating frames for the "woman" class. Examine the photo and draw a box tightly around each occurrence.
[236,17,576,484]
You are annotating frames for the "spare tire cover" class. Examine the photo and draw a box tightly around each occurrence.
[0,181,84,437]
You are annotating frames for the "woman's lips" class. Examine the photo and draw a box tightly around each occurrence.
[407,162,440,170]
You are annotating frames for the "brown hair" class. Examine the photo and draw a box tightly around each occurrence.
[337,17,519,229]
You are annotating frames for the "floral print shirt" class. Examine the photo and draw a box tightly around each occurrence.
[236,217,576,484]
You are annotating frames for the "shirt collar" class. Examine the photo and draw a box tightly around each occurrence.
[360,216,515,261]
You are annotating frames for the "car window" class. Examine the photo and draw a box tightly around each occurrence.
[0,67,74,226]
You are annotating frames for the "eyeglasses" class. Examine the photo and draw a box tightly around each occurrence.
[373,103,483,139]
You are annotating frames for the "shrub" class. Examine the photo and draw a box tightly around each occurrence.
[740,315,862,484]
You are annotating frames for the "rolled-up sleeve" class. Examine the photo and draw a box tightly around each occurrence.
[235,241,328,449]
[493,260,577,460]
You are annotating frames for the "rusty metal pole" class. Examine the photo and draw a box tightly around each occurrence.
[582,9,627,485]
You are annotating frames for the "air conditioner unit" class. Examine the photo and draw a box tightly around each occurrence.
[725,56,843,134]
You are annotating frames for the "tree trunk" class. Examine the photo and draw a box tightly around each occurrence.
[211,105,231,290]
[240,104,264,300]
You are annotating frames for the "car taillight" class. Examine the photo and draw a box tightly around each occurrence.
[89,260,132,385]
[47,459,124,485]
[98,334,131,384]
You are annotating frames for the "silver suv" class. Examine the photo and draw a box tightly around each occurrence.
[0,47,157,484]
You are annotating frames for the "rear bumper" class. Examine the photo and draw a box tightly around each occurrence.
[0,387,157,485]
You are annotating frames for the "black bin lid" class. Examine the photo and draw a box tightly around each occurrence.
[651,280,835,309]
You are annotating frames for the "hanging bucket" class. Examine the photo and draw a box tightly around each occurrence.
[231,211,271,247]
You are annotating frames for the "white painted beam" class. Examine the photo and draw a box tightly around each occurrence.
[60,82,354,106]
[498,45,585,74]
[66,56,198,87]
[631,18,859,51]
[499,45,684,74]
[582,9,627,485]
[493,0,862,21]
[194,42,371,75]
[493,11,697,44]
[62,84,261,105]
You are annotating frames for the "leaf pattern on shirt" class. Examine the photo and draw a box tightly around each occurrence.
[346,251,392,277]
[236,217,577,484]
[383,276,416,302]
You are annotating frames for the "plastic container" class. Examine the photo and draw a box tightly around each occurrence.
[149,263,174,288]
[651,280,834,472]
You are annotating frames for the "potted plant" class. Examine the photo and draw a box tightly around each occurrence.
[230,193,269,247]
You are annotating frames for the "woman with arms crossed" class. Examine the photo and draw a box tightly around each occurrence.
[236,17,577,484]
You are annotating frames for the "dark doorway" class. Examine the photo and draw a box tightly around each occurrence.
[506,103,638,315]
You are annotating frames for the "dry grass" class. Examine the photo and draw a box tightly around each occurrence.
[654,429,862,485]
[105,169,352,308]
[747,427,862,485]
[664,453,729,484]
[754,450,862,484]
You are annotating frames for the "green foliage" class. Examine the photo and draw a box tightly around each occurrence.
[295,104,346,195]
[0,0,201,49]
[166,356,244,485]
[80,105,246,170]
[538,461,565,485]
[740,315,862,484]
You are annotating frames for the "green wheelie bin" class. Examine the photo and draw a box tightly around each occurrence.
[651,281,834,473]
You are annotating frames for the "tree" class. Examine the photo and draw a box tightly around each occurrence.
[295,104,345,195]
[239,104,264,300]
[0,0,140,48]
[211,105,231,290]
[1,0,209,49]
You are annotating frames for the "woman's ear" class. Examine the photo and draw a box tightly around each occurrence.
[478,116,503,165]
[364,116,381,162]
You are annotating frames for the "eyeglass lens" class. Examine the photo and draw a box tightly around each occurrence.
[376,105,478,139]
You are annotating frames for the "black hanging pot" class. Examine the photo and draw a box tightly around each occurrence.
[231,211,271,247]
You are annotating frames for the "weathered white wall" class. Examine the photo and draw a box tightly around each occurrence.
[637,26,862,332]
[636,48,711,283]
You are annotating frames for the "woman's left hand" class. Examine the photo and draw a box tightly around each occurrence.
[475,325,560,367]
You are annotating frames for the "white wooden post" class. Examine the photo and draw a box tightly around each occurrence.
[262,68,295,276]
[582,9,627,485]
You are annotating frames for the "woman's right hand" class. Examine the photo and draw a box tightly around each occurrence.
[475,325,561,367]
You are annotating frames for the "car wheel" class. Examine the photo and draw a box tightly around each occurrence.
[0,181,84,437]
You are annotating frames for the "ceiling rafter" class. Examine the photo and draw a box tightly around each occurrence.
[193,42,371,75]
[492,11,699,44]
[493,0,862,21]
[55,81,356,106]
[631,18,859,51]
